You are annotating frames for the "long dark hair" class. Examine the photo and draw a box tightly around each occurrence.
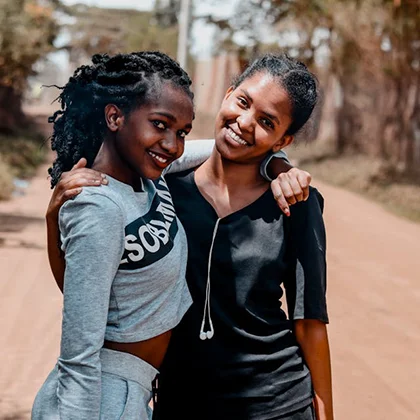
[48,51,194,187]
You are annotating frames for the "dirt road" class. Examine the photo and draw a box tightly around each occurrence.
[1,159,419,419]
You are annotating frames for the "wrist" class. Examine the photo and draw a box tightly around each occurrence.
[267,159,293,179]
[45,208,59,222]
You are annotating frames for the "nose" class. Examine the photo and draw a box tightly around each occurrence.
[160,132,179,156]
[236,111,255,133]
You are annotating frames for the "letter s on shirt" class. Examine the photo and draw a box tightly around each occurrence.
[120,234,144,264]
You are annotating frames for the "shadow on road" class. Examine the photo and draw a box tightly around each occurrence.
[0,213,45,249]
[0,213,44,233]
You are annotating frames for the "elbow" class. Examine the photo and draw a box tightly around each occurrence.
[294,319,328,347]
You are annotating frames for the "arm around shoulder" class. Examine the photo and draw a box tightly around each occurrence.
[164,139,215,174]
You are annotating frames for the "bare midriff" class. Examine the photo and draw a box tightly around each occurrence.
[103,329,172,370]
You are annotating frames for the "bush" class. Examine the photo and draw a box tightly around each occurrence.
[0,154,14,200]
[0,131,47,179]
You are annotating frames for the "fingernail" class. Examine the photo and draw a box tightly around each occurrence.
[101,173,107,179]
[285,209,290,216]
[102,178,108,185]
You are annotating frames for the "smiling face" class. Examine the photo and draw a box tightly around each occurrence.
[214,72,294,164]
[107,82,194,181]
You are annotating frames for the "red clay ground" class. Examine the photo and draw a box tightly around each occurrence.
[1,152,419,419]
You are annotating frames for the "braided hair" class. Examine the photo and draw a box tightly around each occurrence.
[48,51,194,187]
[233,53,318,136]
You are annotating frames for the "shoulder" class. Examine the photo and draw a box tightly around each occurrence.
[62,186,122,212]
[164,168,195,190]
[288,186,325,231]
[291,187,324,216]
[59,186,124,229]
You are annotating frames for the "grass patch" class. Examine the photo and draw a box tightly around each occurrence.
[0,129,48,200]
[287,143,420,223]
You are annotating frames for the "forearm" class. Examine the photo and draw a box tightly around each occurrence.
[46,214,65,292]
[266,154,293,179]
[259,149,290,180]
[295,320,333,420]
[165,139,214,174]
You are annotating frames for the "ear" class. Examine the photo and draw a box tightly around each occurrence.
[272,134,294,154]
[105,104,124,132]
[224,86,235,100]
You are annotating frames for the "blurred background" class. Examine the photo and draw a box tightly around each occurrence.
[0,1,419,419]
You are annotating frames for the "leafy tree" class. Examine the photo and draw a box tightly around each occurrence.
[0,0,61,132]
[62,4,179,68]
[206,0,420,173]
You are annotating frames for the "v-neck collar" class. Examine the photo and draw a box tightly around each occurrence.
[189,170,272,221]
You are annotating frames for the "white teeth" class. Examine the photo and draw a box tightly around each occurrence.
[227,128,248,145]
[148,151,168,163]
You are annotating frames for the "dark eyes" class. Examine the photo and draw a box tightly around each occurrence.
[237,96,248,107]
[153,120,167,130]
[152,120,188,139]
[178,131,187,138]
[236,97,275,129]
[261,118,274,129]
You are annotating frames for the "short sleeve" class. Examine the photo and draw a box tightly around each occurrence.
[57,190,125,418]
[284,187,328,323]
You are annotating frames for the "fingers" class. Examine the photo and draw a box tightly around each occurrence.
[58,169,107,191]
[62,187,83,200]
[270,168,313,215]
[288,176,303,203]
[59,176,107,192]
[284,168,312,204]
[271,180,290,216]
[72,157,88,170]
[48,166,108,218]
[297,170,311,201]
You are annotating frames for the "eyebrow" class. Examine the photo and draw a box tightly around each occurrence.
[239,89,280,125]
[151,111,192,129]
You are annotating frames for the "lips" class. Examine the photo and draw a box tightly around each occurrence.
[225,126,250,146]
[148,150,172,169]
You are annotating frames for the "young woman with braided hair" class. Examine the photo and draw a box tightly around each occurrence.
[33,51,308,420]
[32,51,203,420]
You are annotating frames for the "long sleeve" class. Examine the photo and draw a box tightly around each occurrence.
[260,149,289,181]
[57,190,125,419]
[284,187,328,323]
[164,139,215,174]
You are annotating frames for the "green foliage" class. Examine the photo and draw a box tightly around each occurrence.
[0,0,61,94]
[0,131,46,178]
[0,129,47,200]
[64,5,179,63]
[125,12,178,57]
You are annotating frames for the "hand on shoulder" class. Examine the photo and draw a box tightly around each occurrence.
[46,158,107,220]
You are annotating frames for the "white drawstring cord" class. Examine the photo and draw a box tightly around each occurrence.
[199,218,221,340]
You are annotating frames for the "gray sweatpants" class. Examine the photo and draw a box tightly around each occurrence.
[32,348,159,419]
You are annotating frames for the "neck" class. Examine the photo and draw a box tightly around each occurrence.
[198,147,267,192]
[93,135,142,190]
